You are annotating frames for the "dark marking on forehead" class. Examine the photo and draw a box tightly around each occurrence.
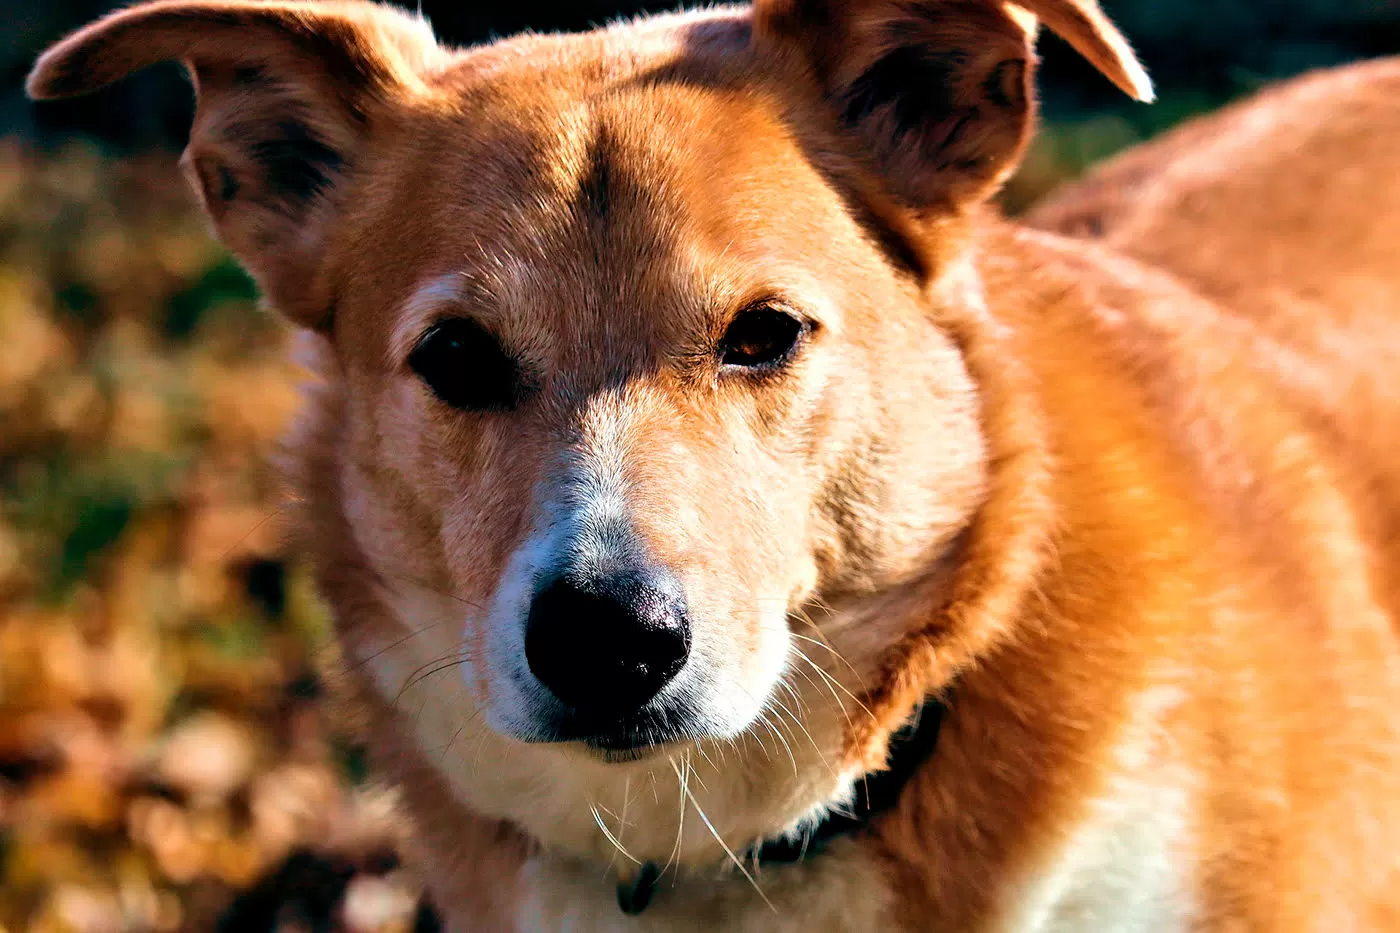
[578,128,616,224]
[572,119,653,236]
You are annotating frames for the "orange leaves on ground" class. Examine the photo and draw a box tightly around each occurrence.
[0,142,424,932]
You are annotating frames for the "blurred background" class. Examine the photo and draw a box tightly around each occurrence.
[1,1,1397,931]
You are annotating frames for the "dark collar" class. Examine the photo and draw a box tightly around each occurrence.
[616,695,949,915]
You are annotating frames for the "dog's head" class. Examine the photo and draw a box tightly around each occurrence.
[30,0,1147,866]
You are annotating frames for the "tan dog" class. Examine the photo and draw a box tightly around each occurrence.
[28,1,1400,930]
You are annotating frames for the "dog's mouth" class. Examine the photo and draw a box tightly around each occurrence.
[590,744,667,764]
[524,704,701,762]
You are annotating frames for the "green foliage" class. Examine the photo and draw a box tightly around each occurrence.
[162,256,259,342]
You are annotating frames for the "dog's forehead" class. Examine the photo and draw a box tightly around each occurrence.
[406,7,771,240]
[421,34,810,272]
[346,25,869,371]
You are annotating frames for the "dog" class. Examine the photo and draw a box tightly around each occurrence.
[28,1,1400,929]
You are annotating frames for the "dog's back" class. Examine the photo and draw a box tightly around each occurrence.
[1028,57,1400,326]
[1029,56,1400,613]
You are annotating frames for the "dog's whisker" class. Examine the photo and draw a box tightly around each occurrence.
[394,650,474,703]
[793,646,878,725]
[756,726,777,763]
[344,617,463,674]
[219,506,287,560]
[619,776,633,835]
[332,553,489,613]
[789,627,869,692]
[592,804,643,867]
[692,741,718,776]
[671,757,776,913]
[435,708,482,763]
[661,753,690,878]
[790,646,855,731]
[777,674,812,718]
[721,677,791,769]
[790,646,875,805]
[757,710,799,776]
[685,750,711,793]
[785,656,833,712]
[722,735,744,770]
[790,648,875,812]
[767,688,834,778]
[469,725,496,780]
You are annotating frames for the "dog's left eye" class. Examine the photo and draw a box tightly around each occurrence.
[408,318,522,411]
[719,306,808,369]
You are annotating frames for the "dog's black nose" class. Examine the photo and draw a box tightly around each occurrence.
[525,571,691,719]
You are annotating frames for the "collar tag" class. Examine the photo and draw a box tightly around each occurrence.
[617,862,660,915]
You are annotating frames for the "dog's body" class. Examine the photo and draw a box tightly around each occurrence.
[27,3,1400,930]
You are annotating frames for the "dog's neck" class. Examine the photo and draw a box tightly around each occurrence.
[612,690,952,915]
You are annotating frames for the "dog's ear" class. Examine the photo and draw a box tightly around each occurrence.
[753,0,1151,210]
[27,0,448,330]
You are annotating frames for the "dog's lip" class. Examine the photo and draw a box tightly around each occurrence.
[519,731,679,764]
[580,728,683,753]
[519,707,698,761]
[586,742,669,764]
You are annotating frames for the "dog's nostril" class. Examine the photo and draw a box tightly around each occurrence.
[524,573,691,719]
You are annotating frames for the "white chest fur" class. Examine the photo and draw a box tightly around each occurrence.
[987,682,1196,933]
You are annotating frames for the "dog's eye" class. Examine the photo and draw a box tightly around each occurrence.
[408,318,522,411]
[719,307,807,369]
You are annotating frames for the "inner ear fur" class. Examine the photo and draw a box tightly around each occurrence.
[27,0,449,330]
[754,0,1151,211]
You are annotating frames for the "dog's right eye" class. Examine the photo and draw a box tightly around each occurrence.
[719,306,809,370]
[408,318,522,412]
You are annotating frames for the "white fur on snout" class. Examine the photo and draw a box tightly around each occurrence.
[472,410,636,737]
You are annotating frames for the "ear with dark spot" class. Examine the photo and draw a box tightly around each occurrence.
[754,0,1150,211]
[27,0,448,330]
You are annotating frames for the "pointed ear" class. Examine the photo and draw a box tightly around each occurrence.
[752,0,1150,211]
[28,0,449,330]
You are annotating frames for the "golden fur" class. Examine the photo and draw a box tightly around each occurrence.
[28,1,1400,929]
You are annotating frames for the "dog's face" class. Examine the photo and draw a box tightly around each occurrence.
[333,58,998,756]
[31,0,1148,865]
